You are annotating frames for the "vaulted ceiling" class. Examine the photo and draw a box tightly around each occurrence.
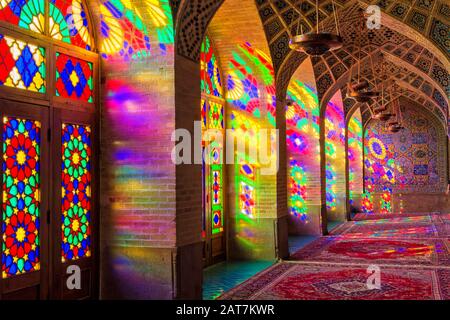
[172,0,449,120]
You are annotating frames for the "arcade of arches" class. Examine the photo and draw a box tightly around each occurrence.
[0,0,448,300]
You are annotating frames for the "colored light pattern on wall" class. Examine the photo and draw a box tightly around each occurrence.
[99,0,173,60]
[226,52,261,118]
[239,42,276,126]
[49,0,93,50]
[348,110,363,205]
[231,110,260,222]
[0,34,46,92]
[364,127,396,214]
[56,52,93,102]
[61,123,91,262]
[324,93,345,215]
[286,79,320,222]
[0,0,45,33]
[200,35,223,98]
[2,118,41,278]
[289,160,307,219]
[363,105,447,213]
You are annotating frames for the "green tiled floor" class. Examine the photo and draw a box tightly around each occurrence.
[203,224,342,300]
[203,260,274,300]
[328,221,344,233]
[288,235,319,254]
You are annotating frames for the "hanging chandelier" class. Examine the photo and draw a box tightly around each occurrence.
[347,9,379,103]
[289,0,343,56]
[386,98,404,133]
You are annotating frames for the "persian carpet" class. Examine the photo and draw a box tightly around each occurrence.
[329,222,446,239]
[219,262,450,300]
[353,212,436,221]
[290,237,449,266]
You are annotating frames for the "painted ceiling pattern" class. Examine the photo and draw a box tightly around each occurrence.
[172,0,448,123]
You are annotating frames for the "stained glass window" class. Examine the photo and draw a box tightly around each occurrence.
[0,0,45,33]
[49,0,93,50]
[201,35,225,238]
[61,123,91,262]
[0,34,46,92]
[2,117,41,278]
[56,52,93,102]
[208,101,223,130]
[201,35,223,98]
[211,164,223,234]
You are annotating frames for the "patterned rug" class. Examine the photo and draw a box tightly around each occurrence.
[330,222,447,239]
[353,212,437,221]
[290,237,450,266]
[219,262,450,300]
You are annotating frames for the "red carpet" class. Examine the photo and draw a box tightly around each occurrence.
[291,237,449,266]
[219,212,450,300]
[353,212,436,221]
[330,222,447,238]
[219,263,450,300]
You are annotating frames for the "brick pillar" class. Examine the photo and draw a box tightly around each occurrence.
[275,95,289,259]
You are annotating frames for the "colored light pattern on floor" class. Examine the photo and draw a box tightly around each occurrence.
[61,123,92,262]
[0,0,45,33]
[286,79,320,223]
[348,109,363,205]
[49,0,93,50]
[2,118,41,278]
[56,52,94,102]
[0,33,46,92]
[99,0,173,60]
[324,92,345,214]
[201,35,223,98]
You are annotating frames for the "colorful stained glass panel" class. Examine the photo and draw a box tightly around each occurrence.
[49,0,93,50]
[56,52,93,102]
[61,123,91,262]
[2,117,41,278]
[0,0,45,33]
[209,101,223,129]
[0,34,46,92]
[200,35,223,98]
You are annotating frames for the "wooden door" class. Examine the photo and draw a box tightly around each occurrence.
[50,108,98,300]
[0,100,50,300]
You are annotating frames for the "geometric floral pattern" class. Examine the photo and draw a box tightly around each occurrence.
[2,118,41,278]
[219,212,450,300]
[56,52,93,102]
[61,123,91,262]
[0,34,46,92]
[219,262,450,300]
[49,0,93,50]
[0,0,45,33]
[201,35,223,98]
